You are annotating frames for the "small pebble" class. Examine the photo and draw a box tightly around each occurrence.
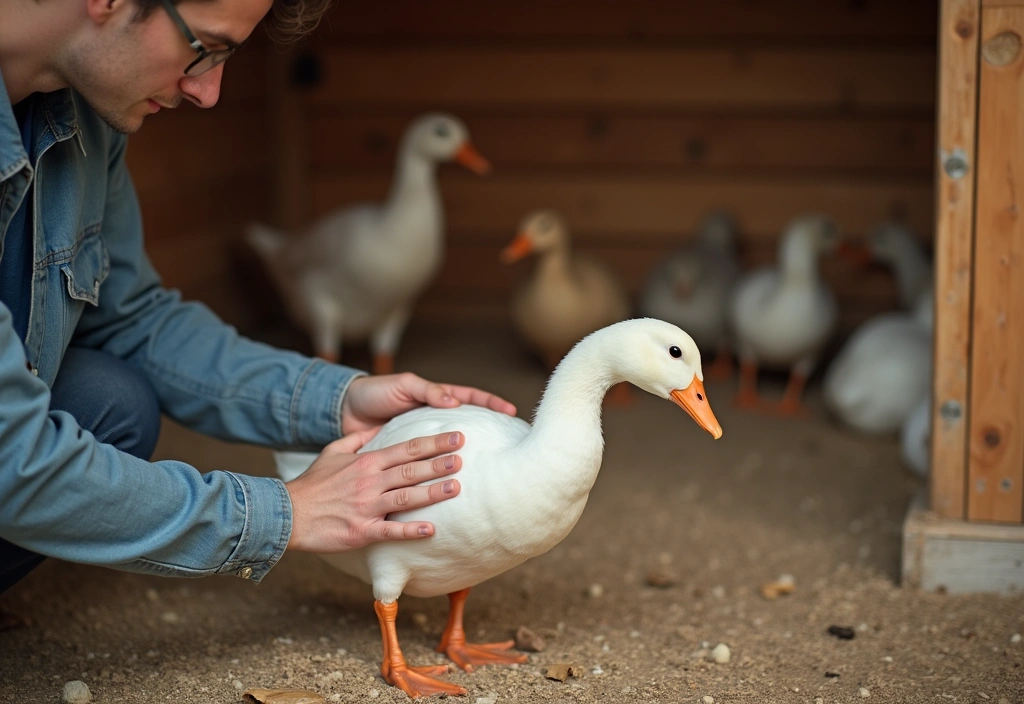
[703,697,714,704]
[62,681,92,704]
[881,656,893,663]
[710,643,731,664]
[144,588,159,602]
[475,698,497,704]
[1011,633,1021,644]
[368,688,380,698]
[233,680,244,690]
[815,699,824,704]
[159,612,179,624]
[711,585,726,599]
[827,625,855,640]
[412,612,428,627]
[588,583,604,599]
[591,666,604,675]
[859,687,871,698]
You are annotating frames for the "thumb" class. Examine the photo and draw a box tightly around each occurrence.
[325,426,382,455]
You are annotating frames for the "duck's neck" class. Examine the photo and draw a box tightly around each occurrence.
[521,330,620,502]
[886,244,930,308]
[383,147,440,222]
[535,245,573,278]
[778,233,822,285]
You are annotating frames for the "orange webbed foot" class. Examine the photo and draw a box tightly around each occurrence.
[384,664,467,699]
[441,639,529,673]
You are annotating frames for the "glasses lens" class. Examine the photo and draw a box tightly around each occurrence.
[184,50,233,77]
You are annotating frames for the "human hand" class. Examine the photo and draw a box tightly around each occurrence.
[285,428,466,553]
[340,372,516,435]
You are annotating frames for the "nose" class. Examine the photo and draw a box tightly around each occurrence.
[178,63,224,108]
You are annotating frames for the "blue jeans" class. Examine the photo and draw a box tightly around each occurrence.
[0,348,161,592]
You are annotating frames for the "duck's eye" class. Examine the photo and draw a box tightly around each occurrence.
[669,346,682,359]
[434,124,450,138]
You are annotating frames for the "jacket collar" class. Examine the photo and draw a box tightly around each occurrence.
[0,67,81,180]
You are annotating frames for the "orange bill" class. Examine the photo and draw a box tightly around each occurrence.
[454,142,492,175]
[500,233,534,263]
[669,377,723,439]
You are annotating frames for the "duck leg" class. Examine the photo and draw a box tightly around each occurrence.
[371,306,411,376]
[373,600,466,698]
[704,343,735,382]
[774,370,809,416]
[734,358,761,409]
[437,588,529,672]
[372,353,395,376]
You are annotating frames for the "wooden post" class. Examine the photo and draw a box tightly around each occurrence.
[931,0,980,520]
[967,4,1024,523]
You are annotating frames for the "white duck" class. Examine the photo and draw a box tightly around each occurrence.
[728,215,840,414]
[246,113,490,374]
[863,222,932,310]
[274,318,722,699]
[900,394,931,478]
[501,210,631,371]
[823,289,933,434]
[639,211,740,379]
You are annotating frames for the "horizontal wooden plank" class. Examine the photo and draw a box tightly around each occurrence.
[137,178,273,245]
[307,113,935,176]
[318,0,938,42]
[303,47,937,111]
[126,110,270,192]
[307,175,935,243]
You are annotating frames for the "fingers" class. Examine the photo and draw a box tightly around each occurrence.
[367,477,463,543]
[382,452,462,492]
[439,383,518,417]
[370,430,465,469]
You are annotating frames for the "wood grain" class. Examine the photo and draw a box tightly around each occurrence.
[967,5,1024,523]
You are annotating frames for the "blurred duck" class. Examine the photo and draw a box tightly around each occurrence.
[844,222,932,310]
[273,318,722,699]
[728,215,840,415]
[900,395,931,478]
[823,291,933,434]
[501,210,631,371]
[246,113,490,374]
[639,211,741,379]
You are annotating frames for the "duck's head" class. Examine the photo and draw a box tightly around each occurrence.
[666,256,704,299]
[602,319,723,439]
[500,209,569,263]
[784,214,840,254]
[867,222,918,264]
[405,113,491,174]
[697,210,738,252]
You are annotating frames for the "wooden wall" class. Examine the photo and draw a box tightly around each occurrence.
[135,0,938,336]
[125,49,273,330]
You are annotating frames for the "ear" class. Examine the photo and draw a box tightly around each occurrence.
[84,0,132,25]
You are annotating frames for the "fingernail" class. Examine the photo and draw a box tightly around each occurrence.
[443,455,455,469]
[418,525,432,536]
[442,480,455,494]
[448,432,461,446]
[442,394,455,404]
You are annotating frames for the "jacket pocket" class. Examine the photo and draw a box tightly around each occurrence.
[60,229,110,306]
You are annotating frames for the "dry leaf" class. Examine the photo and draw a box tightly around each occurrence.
[759,580,796,600]
[515,626,547,652]
[544,663,583,682]
[243,688,326,704]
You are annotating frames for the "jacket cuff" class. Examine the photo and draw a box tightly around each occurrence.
[218,473,292,583]
[288,359,367,447]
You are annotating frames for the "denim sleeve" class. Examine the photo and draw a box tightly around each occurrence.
[72,134,366,449]
[0,302,287,581]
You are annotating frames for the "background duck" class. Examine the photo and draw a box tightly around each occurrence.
[501,209,631,371]
[246,113,491,374]
[639,210,740,379]
[728,214,840,415]
[864,222,932,310]
[900,395,931,478]
[822,291,933,434]
[274,318,722,699]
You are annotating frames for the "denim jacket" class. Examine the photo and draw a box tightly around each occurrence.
[0,72,363,583]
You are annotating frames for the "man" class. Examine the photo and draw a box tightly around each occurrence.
[0,0,516,608]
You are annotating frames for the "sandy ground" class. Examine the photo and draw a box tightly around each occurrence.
[1,322,1022,704]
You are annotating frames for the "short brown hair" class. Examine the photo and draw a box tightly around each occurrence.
[132,0,334,45]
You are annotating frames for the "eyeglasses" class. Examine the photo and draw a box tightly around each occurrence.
[159,0,237,76]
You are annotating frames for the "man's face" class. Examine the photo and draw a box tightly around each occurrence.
[73,0,272,134]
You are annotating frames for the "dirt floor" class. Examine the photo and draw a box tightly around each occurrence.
[1,321,1022,704]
